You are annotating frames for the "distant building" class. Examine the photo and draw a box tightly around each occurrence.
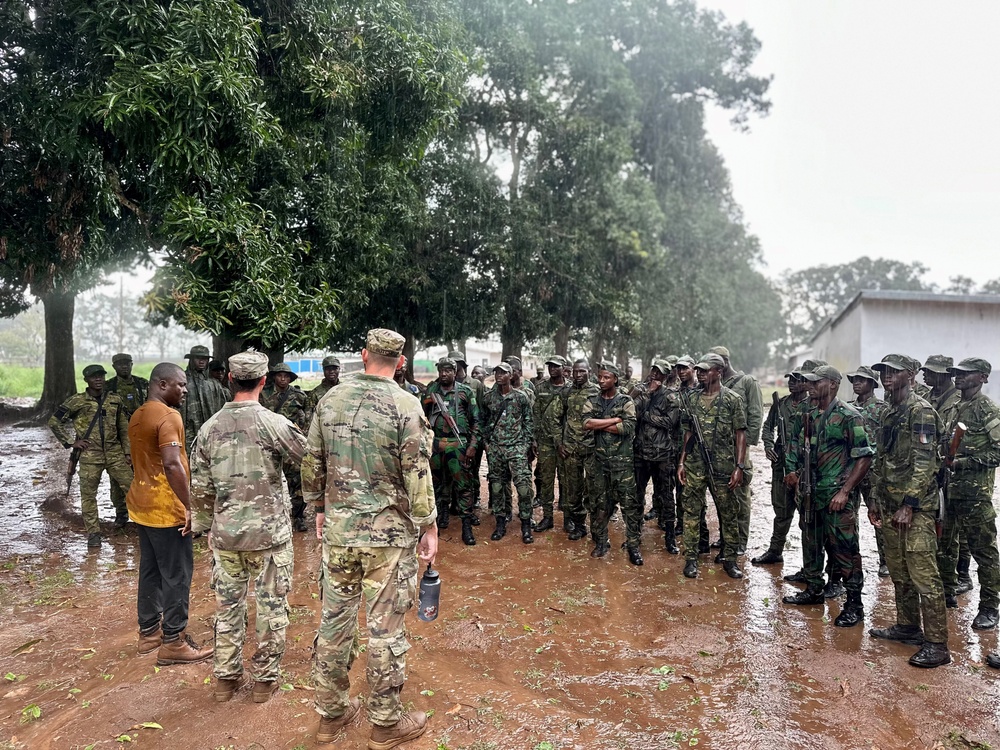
[805,290,1000,401]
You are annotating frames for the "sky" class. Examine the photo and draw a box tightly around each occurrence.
[701,0,1000,287]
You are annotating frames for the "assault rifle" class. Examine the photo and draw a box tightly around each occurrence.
[65,394,105,495]
[688,410,721,505]
[431,391,466,452]
[938,421,967,537]
[800,409,814,525]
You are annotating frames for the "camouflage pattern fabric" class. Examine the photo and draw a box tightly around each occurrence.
[422,381,480,519]
[260,384,308,429]
[633,386,680,525]
[106,375,149,419]
[849,394,888,565]
[305,380,337,428]
[180,369,228,455]
[635,457,674,527]
[724,371,760,553]
[313,545,417,725]
[533,379,568,520]
[681,464,739,562]
[458,374,488,509]
[78,457,132,533]
[932,385,962,428]
[582,390,639,546]
[561,381,600,524]
[762,394,802,554]
[882,512,948,643]
[481,385,534,516]
[190,401,308,550]
[212,542,293,681]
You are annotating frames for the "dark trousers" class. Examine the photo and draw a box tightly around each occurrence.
[137,524,194,639]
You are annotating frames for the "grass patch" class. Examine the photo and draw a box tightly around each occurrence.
[0,362,159,399]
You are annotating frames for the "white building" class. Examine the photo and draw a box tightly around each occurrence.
[806,290,1000,402]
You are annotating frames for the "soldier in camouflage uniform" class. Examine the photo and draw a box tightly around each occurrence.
[561,360,600,541]
[710,346,762,556]
[618,365,638,397]
[49,364,133,547]
[673,355,707,547]
[504,356,536,402]
[677,354,747,579]
[868,354,950,668]
[302,328,436,747]
[753,368,810,565]
[481,362,536,543]
[633,359,681,554]
[532,356,569,534]
[583,363,641,565]
[191,351,308,703]
[421,358,480,545]
[451,352,487,523]
[209,359,227,384]
[394,355,421,396]
[782,366,874,628]
[106,352,148,518]
[260,363,310,532]
[179,344,228,456]
[305,355,341,428]
[937,358,1000,630]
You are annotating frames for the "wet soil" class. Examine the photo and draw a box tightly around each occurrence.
[0,424,998,749]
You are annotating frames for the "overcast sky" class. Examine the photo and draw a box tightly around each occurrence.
[701,0,1000,287]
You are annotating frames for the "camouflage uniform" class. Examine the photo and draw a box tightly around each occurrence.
[873,389,947,644]
[722,368,762,552]
[928,381,971,578]
[190,384,308,683]
[260,378,309,524]
[937,389,1000,610]
[761,393,803,556]
[849,392,889,567]
[583,388,639,547]
[632,380,680,532]
[562,380,600,529]
[49,390,132,533]
[180,368,228,456]
[481,384,535,520]
[421,379,480,520]
[301,347,436,726]
[457,369,488,509]
[306,380,337,428]
[680,387,747,562]
[532,373,569,524]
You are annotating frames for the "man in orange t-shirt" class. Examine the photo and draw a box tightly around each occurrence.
[127,362,213,666]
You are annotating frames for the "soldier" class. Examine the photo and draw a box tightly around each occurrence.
[260,363,310,533]
[753,368,810,565]
[532,356,569,534]
[191,351,307,702]
[302,328,436,747]
[451,351,487,522]
[583,363,640,564]
[673,355,708,549]
[781,366,873,627]
[868,354,950,668]
[394,356,420,396]
[504,356,535,400]
[633,359,681,554]
[421,357,480,545]
[179,344,227,455]
[106,352,148,519]
[710,345,762,556]
[209,360,227,384]
[619,365,639,396]
[531,367,546,385]
[49,364,133,547]
[481,362,536,543]
[306,356,341,427]
[846,366,890,577]
[937,358,1000,630]
[561,360,600,541]
[471,365,488,384]
[127,362,213,665]
[676,354,747,579]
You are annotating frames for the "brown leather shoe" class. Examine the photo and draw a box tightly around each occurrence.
[368,711,427,750]
[156,631,213,666]
[317,697,361,743]
[138,625,162,655]
[214,676,246,702]
[252,680,279,704]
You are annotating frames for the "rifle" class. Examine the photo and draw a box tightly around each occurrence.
[937,421,967,537]
[800,408,814,525]
[430,391,466,452]
[687,408,721,505]
[65,394,106,495]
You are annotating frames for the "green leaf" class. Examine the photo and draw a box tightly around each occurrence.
[139,722,163,729]
[420,689,434,696]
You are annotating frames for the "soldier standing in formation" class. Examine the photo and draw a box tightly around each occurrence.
[560,360,599,541]
[49,364,133,547]
[532,356,569,534]
[305,355,341,426]
[260,362,310,532]
[191,351,308,703]
[302,328,436,748]
[421,357,480,545]
[677,354,747,580]
[451,351,487,522]
[179,344,227,455]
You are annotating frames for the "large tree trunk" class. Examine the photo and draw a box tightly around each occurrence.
[36,288,77,417]
[554,323,569,358]
[590,328,605,370]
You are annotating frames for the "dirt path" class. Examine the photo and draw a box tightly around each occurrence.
[0,425,997,749]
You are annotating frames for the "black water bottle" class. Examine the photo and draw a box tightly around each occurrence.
[417,564,441,622]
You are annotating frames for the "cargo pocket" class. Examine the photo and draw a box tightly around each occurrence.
[269,609,290,633]
[392,554,419,615]
[272,543,295,597]
[905,523,937,554]
[387,635,412,687]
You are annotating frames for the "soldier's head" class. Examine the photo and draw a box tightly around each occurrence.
[708,346,731,369]
[494,362,512,387]
[846,366,878,398]
[920,355,954,389]
[597,362,619,395]
[363,329,406,377]
[572,359,590,387]
[321,355,341,385]
[270,363,297,390]
[436,357,457,388]
[546,356,566,382]
[471,365,487,383]
[184,345,211,373]
[562,363,572,380]
[802,365,842,404]
[208,360,226,382]
[149,362,187,407]
[694,354,725,387]
[675,356,696,386]
[504,356,523,378]
[872,354,918,399]
[82,364,107,394]
[950,358,991,396]
[228,351,269,397]
[649,359,671,385]
[111,353,133,379]
[626,365,633,379]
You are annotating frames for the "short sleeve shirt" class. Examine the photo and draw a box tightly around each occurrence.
[127,401,189,527]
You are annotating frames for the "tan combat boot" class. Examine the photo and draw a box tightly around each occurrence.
[316,697,361,743]
[214,676,247,702]
[155,631,213,666]
[251,680,279,703]
[137,625,162,655]
[368,711,427,750]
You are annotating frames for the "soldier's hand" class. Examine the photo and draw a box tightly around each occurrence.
[728,467,744,490]
[784,472,799,490]
[829,489,849,512]
[464,445,476,463]
[557,445,568,460]
[418,525,438,564]
[315,512,325,541]
[72,439,90,451]
[764,448,777,463]
[891,504,914,531]
[677,463,686,486]
[648,378,661,393]
[868,507,881,529]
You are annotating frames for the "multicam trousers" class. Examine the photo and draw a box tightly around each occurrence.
[487,447,535,521]
[535,439,562,521]
[682,466,740,562]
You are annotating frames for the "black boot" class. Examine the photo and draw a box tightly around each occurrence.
[521,519,534,544]
[568,518,587,541]
[824,579,846,599]
[751,550,784,565]
[869,624,923,645]
[469,513,481,527]
[909,642,951,668]
[490,516,507,541]
[783,585,824,605]
[683,560,698,579]
[973,607,999,630]
[783,569,809,583]
[956,572,974,594]
[461,517,476,546]
[834,591,864,627]
[664,529,679,555]
[945,594,958,608]
[533,516,554,532]
[591,540,610,558]
[626,546,643,566]
[437,508,450,530]
[986,653,1000,669]
[643,509,657,522]
[563,515,575,533]
[722,561,743,579]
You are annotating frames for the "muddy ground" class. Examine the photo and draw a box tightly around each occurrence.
[0,424,998,750]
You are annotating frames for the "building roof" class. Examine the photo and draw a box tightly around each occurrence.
[810,290,1000,344]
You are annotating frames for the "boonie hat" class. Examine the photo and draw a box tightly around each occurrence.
[269,362,298,381]
[229,351,269,379]
[949,357,992,376]
[184,345,211,359]
[367,328,405,357]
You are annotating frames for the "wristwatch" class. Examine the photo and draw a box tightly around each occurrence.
[736,462,745,470]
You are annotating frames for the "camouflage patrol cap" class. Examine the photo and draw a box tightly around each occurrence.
[322,355,341,368]
[269,362,298,381]
[493,362,513,374]
[366,328,405,357]
[229,351,268,379]
[675,355,696,369]
[665,356,679,367]
[436,357,457,370]
[802,365,842,383]
[598,361,620,377]
[504,356,523,369]
[846,365,879,383]
[920,354,953,374]
[545,355,567,367]
[787,359,828,377]
[209,359,226,372]
[82,364,106,378]
[112,353,132,365]
[694,353,726,371]
[650,358,672,374]
[872,354,919,373]
[949,357,992,376]
[449,351,468,366]
[708,345,730,359]
[184,345,211,359]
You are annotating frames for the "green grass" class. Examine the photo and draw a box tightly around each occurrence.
[0,362,159,399]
